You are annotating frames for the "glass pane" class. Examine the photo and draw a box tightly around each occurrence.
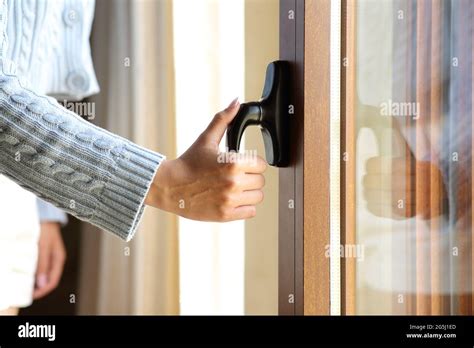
[343,0,474,314]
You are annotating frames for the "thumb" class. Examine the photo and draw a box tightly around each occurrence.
[201,98,240,145]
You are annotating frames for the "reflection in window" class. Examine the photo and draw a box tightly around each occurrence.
[344,0,473,315]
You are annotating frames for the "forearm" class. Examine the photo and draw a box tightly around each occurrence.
[0,69,165,241]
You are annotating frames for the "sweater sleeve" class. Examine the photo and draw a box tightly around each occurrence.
[0,68,165,241]
[37,198,68,226]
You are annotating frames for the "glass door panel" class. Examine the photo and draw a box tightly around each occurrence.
[342,0,474,315]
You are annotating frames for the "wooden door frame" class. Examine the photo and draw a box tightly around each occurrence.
[279,0,331,315]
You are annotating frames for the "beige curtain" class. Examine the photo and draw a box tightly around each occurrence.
[78,0,179,315]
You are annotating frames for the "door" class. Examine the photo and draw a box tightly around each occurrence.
[278,0,474,315]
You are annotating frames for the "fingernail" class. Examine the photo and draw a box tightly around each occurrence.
[37,274,48,288]
[227,97,239,109]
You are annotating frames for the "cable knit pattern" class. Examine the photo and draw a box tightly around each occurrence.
[0,1,165,241]
[6,0,100,99]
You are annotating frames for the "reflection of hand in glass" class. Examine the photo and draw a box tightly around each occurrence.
[33,222,66,300]
[145,99,267,222]
[363,156,445,220]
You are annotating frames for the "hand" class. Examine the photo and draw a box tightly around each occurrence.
[363,156,444,219]
[33,222,66,300]
[146,99,267,221]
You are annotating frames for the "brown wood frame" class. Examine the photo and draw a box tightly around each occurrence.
[279,0,474,317]
[341,0,356,315]
[279,0,331,315]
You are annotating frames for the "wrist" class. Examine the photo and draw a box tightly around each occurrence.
[40,221,61,227]
[146,159,177,212]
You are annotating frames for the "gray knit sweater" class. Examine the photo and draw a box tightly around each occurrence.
[0,63,164,241]
[0,62,165,241]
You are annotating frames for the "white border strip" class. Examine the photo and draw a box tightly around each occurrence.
[329,0,342,316]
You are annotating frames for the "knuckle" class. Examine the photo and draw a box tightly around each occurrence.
[222,176,238,190]
[214,111,226,122]
[217,206,231,221]
[220,192,234,206]
[224,161,240,173]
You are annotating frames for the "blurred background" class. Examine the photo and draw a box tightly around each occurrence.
[21,0,280,315]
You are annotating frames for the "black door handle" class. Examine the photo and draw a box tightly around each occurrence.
[226,61,290,167]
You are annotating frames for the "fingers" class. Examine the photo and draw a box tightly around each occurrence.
[47,242,66,294]
[365,203,408,220]
[230,205,257,220]
[365,156,406,174]
[33,224,66,300]
[241,156,267,174]
[241,173,265,190]
[211,170,265,222]
[363,174,413,190]
[236,190,264,206]
[33,242,51,299]
[33,240,65,300]
[224,155,267,174]
[202,99,240,145]
[363,187,408,205]
[363,156,440,219]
